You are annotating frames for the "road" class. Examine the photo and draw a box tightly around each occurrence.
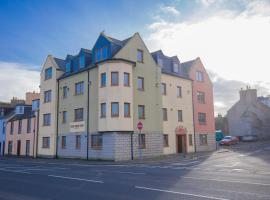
[0,141,270,200]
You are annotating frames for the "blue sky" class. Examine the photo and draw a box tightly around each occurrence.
[1,0,270,114]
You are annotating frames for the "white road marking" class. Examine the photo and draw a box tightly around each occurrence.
[48,175,104,183]
[93,170,145,175]
[170,161,200,166]
[183,176,270,186]
[135,186,230,200]
[0,168,31,174]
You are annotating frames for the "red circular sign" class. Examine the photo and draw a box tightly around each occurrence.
[137,121,143,130]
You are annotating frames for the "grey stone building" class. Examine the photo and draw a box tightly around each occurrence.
[227,88,270,140]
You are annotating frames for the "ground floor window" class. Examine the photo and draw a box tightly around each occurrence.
[25,140,30,156]
[8,141,13,155]
[188,134,193,146]
[42,137,50,148]
[91,134,103,149]
[163,134,169,147]
[138,134,146,149]
[75,135,81,149]
[61,136,66,149]
[199,134,208,145]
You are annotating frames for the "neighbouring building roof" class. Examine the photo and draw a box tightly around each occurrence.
[181,59,197,74]
[9,106,34,122]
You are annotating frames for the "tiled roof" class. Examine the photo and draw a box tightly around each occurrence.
[53,57,66,71]
[181,59,196,74]
[151,50,189,79]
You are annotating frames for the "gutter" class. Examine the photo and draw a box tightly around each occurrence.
[86,70,90,160]
[56,79,60,158]
[191,80,197,153]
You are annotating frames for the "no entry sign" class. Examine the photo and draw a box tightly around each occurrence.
[137,121,143,130]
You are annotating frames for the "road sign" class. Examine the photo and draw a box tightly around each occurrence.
[137,121,143,130]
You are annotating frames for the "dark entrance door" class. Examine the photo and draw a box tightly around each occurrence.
[25,140,30,156]
[3,141,5,155]
[177,135,185,153]
[17,140,21,156]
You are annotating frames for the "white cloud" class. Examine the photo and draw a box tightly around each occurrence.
[146,5,270,114]
[160,6,180,16]
[246,0,270,16]
[0,62,40,102]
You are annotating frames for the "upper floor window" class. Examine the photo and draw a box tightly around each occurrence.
[189,134,193,146]
[100,103,106,118]
[111,72,119,86]
[138,105,145,119]
[18,120,22,134]
[63,86,68,99]
[198,112,206,124]
[79,53,85,68]
[161,83,166,95]
[27,118,31,133]
[95,46,108,62]
[196,71,204,82]
[62,111,67,123]
[173,63,179,73]
[162,108,168,121]
[44,90,52,103]
[177,86,182,98]
[178,110,183,122]
[137,49,143,63]
[66,61,71,73]
[137,77,144,91]
[74,108,84,122]
[197,91,205,103]
[75,81,84,95]
[43,113,51,126]
[101,73,106,87]
[111,102,119,117]
[45,67,52,80]
[10,121,14,134]
[124,72,130,87]
[124,103,130,118]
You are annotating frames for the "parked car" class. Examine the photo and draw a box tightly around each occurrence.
[242,135,258,142]
[219,136,239,146]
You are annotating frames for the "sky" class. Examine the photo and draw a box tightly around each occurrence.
[0,0,270,115]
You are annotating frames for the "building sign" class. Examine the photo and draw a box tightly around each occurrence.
[70,121,85,132]
[175,126,187,135]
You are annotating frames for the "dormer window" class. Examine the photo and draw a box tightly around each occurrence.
[16,106,24,114]
[173,63,179,73]
[45,67,52,80]
[66,61,71,73]
[95,46,108,63]
[79,53,85,68]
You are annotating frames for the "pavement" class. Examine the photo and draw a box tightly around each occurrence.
[0,140,270,200]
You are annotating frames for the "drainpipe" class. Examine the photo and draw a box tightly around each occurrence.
[86,70,90,160]
[35,110,39,158]
[56,79,60,158]
[33,114,36,158]
[191,80,197,153]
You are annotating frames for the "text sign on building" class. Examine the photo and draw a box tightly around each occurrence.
[70,121,85,132]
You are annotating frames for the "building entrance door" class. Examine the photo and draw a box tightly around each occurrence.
[17,140,21,156]
[177,135,186,154]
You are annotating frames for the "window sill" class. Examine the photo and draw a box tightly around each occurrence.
[111,84,119,87]
[124,116,131,118]
[137,89,144,92]
[74,93,84,96]
[74,120,84,122]
[111,115,119,118]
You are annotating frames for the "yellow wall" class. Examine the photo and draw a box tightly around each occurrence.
[114,33,163,134]
[38,56,63,157]
[161,74,195,154]
[98,61,134,131]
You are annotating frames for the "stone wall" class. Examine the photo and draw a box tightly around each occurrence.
[195,133,216,152]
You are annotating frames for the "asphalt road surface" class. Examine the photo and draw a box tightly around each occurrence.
[0,141,270,200]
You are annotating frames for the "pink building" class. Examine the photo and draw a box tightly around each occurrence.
[5,104,39,157]
[182,57,216,151]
